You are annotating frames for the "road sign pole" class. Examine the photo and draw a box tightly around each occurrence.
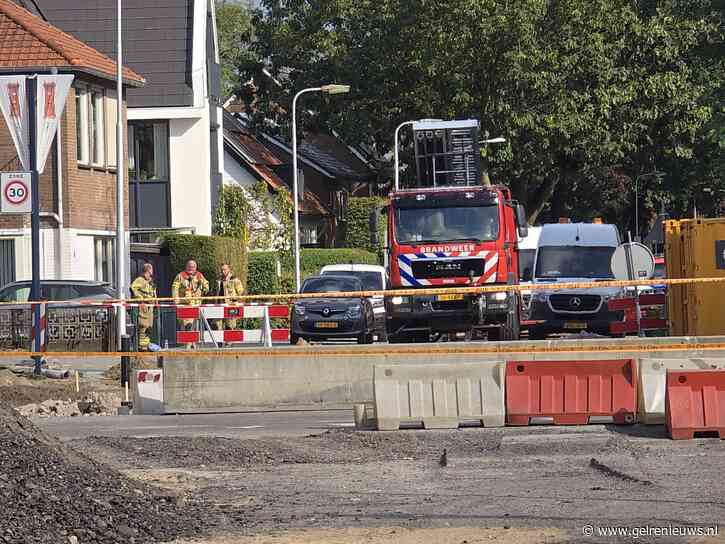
[27,77,42,373]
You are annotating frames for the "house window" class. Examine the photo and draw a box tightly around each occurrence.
[91,91,105,166]
[105,90,118,167]
[75,88,89,164]
[94,237,115,284]
[128,121,171,228]
[301,220,319,246]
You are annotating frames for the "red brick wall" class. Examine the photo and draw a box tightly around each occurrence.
[0,75,129,231]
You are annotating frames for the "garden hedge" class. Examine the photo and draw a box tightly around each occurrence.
[247,252,282,295]
[343,197,386,255]
[247,248,380,294]
[163,234,248,291]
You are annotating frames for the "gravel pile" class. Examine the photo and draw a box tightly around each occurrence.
[0,400,207,543]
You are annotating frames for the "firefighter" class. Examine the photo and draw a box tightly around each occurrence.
[130,263,156,351]
[172,259,210,348]
[215,263,244,332]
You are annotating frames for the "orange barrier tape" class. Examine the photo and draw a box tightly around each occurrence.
[6,341,725,358]
[2,276,723,307]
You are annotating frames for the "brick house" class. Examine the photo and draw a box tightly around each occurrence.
[0,0,144,286]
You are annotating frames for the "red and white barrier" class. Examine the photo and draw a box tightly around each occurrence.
[608,294,667,335]
[175,304,290,346]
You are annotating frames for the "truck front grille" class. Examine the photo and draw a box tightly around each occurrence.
[411,258,485,279]
[549,294,601,312]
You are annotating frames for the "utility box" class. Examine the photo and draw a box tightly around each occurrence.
[665,218,725,336]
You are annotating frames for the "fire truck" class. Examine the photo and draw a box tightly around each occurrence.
[383,119,528,343]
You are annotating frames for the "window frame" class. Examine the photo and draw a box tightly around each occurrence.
[75,86,90,165]
[127,120,172,228]
[90,89,105,167]
[94,237,115,285]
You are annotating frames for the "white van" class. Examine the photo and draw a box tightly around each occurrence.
[320,264,387,341]
[518,225,542,315]
[528,222,625,339]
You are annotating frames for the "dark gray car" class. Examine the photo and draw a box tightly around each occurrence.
[290,275,375,344]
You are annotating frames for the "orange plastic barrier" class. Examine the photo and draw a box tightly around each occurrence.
[505,359,637,425]
[665,369,725,440]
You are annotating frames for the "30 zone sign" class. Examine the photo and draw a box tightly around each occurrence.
[1,172,32,213]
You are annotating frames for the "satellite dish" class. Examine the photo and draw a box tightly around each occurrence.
[611,242,655,280]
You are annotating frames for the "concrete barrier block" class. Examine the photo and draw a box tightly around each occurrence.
[373,361,505,431]
[133,369,164,415]
[638,358,725,424]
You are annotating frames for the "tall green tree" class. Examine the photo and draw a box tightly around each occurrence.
[216,1,257,98]
[243,0,722,228]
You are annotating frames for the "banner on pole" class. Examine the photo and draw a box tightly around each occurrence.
[0,76,29,170]
[36,74,73,174]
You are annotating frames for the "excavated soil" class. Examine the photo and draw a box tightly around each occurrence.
[0,400,210,543]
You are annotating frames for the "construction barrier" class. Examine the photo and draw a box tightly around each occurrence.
[175,304,290,346]
[608,294,667,335]
[666,369,725,440]
[505,359,637,425]
[373,362,505,430]
[133,369,164,415]
[638,358,725,424]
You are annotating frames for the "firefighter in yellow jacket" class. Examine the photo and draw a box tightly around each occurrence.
[130,263,156,351]
[172,259,210,347]
[215,263,245,331]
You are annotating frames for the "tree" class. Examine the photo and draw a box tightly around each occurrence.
[242,0,722,227]
[215,1,257,98]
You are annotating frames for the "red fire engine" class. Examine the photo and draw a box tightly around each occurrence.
[384,119,527,342]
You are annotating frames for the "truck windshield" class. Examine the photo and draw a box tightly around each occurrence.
[535,246,615,279]
[394,205,499,243]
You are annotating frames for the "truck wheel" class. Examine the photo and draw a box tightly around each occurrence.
[504,309,521,341]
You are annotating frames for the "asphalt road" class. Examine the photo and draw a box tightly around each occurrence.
[33,409,355,441]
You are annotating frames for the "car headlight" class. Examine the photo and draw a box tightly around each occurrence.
[532,291,549,302]
[346,305,362,318]
[391,296,405,305]
[487,292,508,302]
[294,305,306,316]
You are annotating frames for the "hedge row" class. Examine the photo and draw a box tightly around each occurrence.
[163,234,248,290]
[247,252,281,295]
[344,196,386,255]
[248,248,380,294]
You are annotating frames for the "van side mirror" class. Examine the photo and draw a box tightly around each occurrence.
[516,204,528,238]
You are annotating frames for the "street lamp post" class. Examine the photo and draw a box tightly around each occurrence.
[292,84,350,292]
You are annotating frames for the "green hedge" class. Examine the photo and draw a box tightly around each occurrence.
[248,248,380,294]
[247,252,281,295]
[344,197,386,255]
[300,248,379,277]
[163,234,248,290]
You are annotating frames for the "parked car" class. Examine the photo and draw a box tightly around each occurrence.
[527,222,626,339]
[320,264,387,341]
[290,275,376,345]
[0,280,115,304]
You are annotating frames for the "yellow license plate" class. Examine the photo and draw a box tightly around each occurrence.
[565,321,587,330]
[315,321,339,329]
[437,294,464,302]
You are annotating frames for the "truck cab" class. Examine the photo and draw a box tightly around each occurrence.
[527,222,625,339]
[385,119,526,342]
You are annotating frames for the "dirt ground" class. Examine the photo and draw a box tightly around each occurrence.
[68,425,725,544]
[0,372,120,408]
[175,526,568,544]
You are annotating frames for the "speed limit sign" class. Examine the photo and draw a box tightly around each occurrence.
[1,172,32,214]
